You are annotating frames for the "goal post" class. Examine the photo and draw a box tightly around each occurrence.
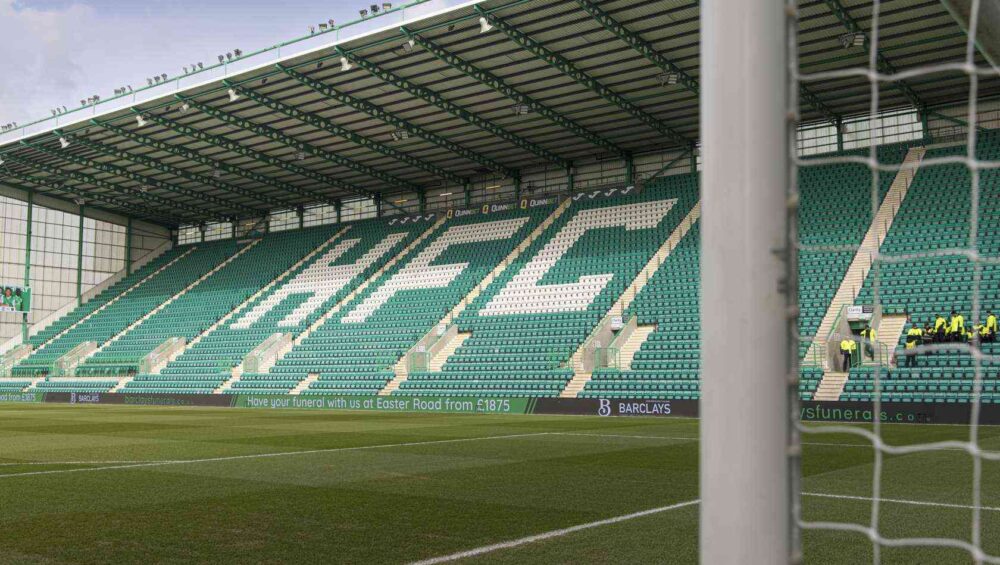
[699,0,796,563]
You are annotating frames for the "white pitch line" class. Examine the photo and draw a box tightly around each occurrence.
[408,499,702,565]
[410,492,1000,564]
[803,492,1000,513]
[0,432,550,479]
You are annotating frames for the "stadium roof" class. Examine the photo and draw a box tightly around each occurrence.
[0,0,996,228]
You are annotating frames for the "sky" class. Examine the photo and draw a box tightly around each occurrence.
[0,0,460,128]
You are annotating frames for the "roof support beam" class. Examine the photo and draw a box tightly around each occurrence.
[178,95,420,198]
[278,64,518,178]
[153,104,403,214]
[223,79,465,186]
[822,0,927,110]
[476,6,692,148]
[572,0,699,95]
[20,141,214,219]
[573,0,839,124]
[0,175,176,226]
[337,46,572,169]
[55,130,265,216]
[114,114,332,208]
[5,152,197,223]
[940,0,1000,68]
[401,27,628,157]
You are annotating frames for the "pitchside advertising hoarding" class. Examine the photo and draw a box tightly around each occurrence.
[0,283,30,313]
[6,391,999,424]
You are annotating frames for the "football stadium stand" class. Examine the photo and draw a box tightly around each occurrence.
[0,138,995,403]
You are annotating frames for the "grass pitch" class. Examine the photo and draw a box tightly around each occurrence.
[0,404,998,564]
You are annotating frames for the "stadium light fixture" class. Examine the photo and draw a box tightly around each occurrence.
[296,151,306,161]
[50,109,57,117]
[218,55,225,63]
[479,16,493,33]
[234,49,242,57]
[261,77,268,85]
[183,66,189,74]
[0,157,5,165]
[658,72,680,86]
[319,23,328,31]
[180,102,190,113]
[383,2,391,10]
[317,61,324,69]
[128,85,133,92]
[154,76,161,84]
[359,9,367,18]
[511,103,531,116]
[136,115,147,127]
[73,197,85,206]
[59,137,70,149]
[62,106,67,113]
[840,32,865,48]
[160,73,167,81]
[228,89,240,102]
[226,52,233,61]
[197,62,204,70]
[328,19,335,28]
[370,4,379,14]
[340,57,352,71]
[137,185,149,193]
[147,78,153,86]
[402,38,415,53]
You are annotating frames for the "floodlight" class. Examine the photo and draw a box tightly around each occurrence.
[183,66,189,74]
[136,115,147,127]
[128,85,133,92]
[512,103,531,115]
[218,55,225,63]
[319,23,328,31]
[59,137,70,149]
[310,25,315,34]
[328,19,335,27]
[393,128,410,140]
[383,2,391,11]
[226,52,233,61]
[839,32,864,48]
[340,57,352,71]
[51,109,57,117]
[261,77,268,85]
[479,16,493,33]
[62,106,67,113]
[197,62,204,70]
[402,38,415,53]
[297,151,306,161]
[234,49,242,57]
[658,72,679,86]
[154,76,161,84]
[147,78,153,86]
[80,99,87,106]
[180,102,190,112]
[137,185,149,193]
[370,4,379,14]
[317,61,324,69]
[359,9,368,17]
[160,73,167,81]
[228,88,239,102]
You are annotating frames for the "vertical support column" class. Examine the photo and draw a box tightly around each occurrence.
[125,217,133,275]
[700,0,790,563]
[374,193,383,218]
[199,224,206,243]
[690,149,697,175]
[418,190,427,214]
[463,182,472,208]
[625,152,635,186]
[920,109,932,144]
[22,190,33,342]
[566,164,575,193]
[76,204,85,306]
[836,117,845,152]
[513,175,522,202]
[335,200,342,224]
[230,218,236,239]
[297,205,305,230]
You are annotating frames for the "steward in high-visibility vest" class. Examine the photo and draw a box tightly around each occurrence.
[860,326,877,360]
[934,315,948,342]
[949,311,965,341]
[904,326,923,367]
[840,338,857,372]
[987,311,998,343]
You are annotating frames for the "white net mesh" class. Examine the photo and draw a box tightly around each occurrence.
[791,0,1000,562]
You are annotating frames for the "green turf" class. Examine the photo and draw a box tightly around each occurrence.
[0,404,998,564]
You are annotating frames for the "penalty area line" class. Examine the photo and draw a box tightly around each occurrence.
[0,432,550,479]
[408,499,701,565]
